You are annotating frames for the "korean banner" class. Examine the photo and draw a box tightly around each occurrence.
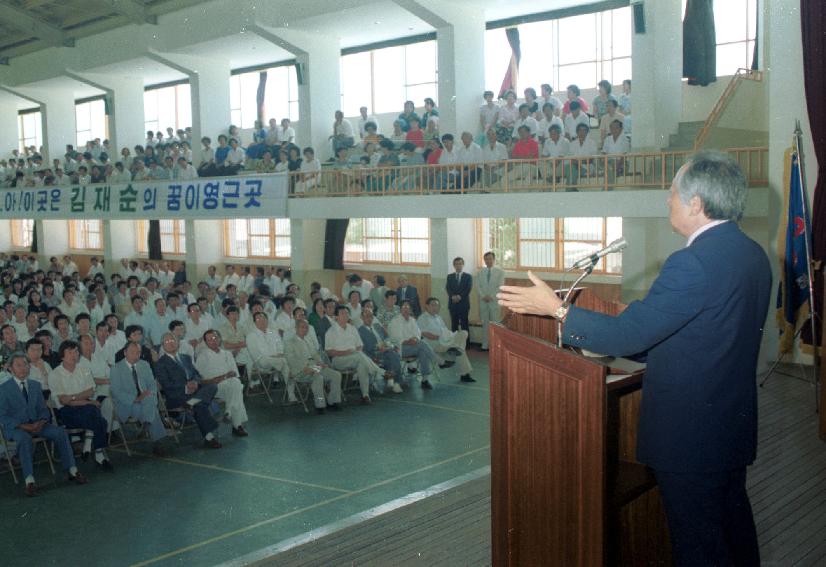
[0,175,288,220]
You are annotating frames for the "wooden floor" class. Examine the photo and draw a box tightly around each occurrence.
[253,365,825,567]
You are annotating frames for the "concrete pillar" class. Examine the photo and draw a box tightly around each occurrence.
[65,71,145,152]
[631,0,683,150]
[0,85,74,162]
[0,94,20,152]
[103,220,137,278]
[429,217,450,323]
[394,0,486,136]
[39,220,69,259]
[190,219,224,282]
[146,50,231,144]
[763,0,816,364]
[250,24,341,158]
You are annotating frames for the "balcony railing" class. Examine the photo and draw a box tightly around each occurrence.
[286,147,768,197]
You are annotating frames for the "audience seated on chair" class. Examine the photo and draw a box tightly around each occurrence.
[325,306,384,404]
[389,300,437,390]
[285,320,342,413]
[245,312,289,396]
[357,308,403,393]
[418,298,475,383]
[194,330,249,437]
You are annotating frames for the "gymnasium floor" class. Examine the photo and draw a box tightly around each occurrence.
[0,351,492,567]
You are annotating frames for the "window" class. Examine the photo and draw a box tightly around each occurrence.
[476,217,622,274]
[75,98,108,148]
[340,40,438,116]
[144,83,192,134]
[10,219,34,249]
[484,7,632,94]
[230,65,299,130]
[224,219,291,259]
[345,218,430,265]
[18,110,43,153]
[681,0,757,77]
[68,220,103,250]
[136,220,187,255]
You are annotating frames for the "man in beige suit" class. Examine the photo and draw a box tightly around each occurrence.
[286,319,342,413]
[476,251,505,351]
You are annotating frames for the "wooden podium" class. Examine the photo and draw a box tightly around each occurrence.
[489,289,671,566]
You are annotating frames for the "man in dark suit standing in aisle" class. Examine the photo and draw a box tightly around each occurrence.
[446,257,472,332]
[498,151,770,567]
[396,275,421,317]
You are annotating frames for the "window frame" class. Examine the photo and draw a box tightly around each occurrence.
[10,219,34,249]
[223,218,292,260]
[475,217,622,275]
[68,219,104,251]
[17,109,43,153]
[75,96,108,149]
[135,219,187,256]
[344,218,431,267]
[143,81,191,134]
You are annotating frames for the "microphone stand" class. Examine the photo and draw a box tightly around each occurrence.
[557,262,595,348]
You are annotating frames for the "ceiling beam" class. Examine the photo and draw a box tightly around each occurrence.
[0,1,75,48]
[102,0,158,25]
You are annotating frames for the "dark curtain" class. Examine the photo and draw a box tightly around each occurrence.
[751,0,759,70]
[147,220,163,260]
[30,221,37,254]
[323,219,349,270]
[683,0,716,86]
[498,28,521,98]
[801,0,826,347]
[256,71,267,125]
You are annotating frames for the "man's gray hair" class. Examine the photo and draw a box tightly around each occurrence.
[675,150,748,222]
[9,352,28,367]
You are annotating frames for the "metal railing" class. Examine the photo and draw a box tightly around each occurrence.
[694,68,764,150]
[286,147,768,197]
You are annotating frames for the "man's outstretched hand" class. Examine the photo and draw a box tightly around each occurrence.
[497,271,563,316]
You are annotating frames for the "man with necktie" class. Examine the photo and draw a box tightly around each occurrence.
[445,257,472,332]
[476,251,506,351]
[0,353,88,496]
[109,342,168,456]
[154,333,222,448]
[396,275,421,317]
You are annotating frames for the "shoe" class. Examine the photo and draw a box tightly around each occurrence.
[438,361,455,369]
[204,438,222,449]
[232,426,249,437]
[460,375,476,383]
[392,383,404,393]
[447,348,462,356]
[315,407,326,415]
[68,472,88,485]
[95,459,115,472]
[24,482,38,497]
[361,396,372,405]
[480,347,489,352]
[421,380,433,390]
[152,445,168,458]
[327,403,341,411]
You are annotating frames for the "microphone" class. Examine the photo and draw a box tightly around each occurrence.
[571,237,628,270]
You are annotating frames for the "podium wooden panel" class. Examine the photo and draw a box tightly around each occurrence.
[490,289,670,566]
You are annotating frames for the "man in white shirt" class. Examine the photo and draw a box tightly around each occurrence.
[542,124,570,158]
[59,289,87,322]
[418,298,475,383]
[184,303,212,354]
[341,273,373,306]
[437,133,461,189]
[513,104,539,139]
[222,265,241,293]
[296,147,321,194]
[358,107,380,139]
[456,131,483,188]
[481,128,508,186]
[330,110,355,156]
[245,311,289,393]
[285,319,342,412]
[325,305,383,404]
[563,100,590,140]
[388,301,437,389]
[226,139,245,168]
[476,251,506,351]
[537,103,565,144]
[62,255,79,277]
[124,296,151,332]
[87,256,104,278]
[603,119,631,156]
[273,297,296,339]
[176,157,198,180]
[280,119,296,144]
[567,123,599,184]
[194,330,249,436]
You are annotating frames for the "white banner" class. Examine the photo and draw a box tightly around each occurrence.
[0,175,288,220]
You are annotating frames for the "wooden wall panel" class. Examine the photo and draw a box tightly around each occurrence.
[333,269,431,304]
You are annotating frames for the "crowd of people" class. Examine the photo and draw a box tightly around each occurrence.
[0,252,485,496]
[1,80,631,190]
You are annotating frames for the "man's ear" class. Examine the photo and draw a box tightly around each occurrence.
[689,195,705,217]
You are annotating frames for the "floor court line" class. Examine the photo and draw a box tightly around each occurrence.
[129,445,491,567]
[377,397,490,417]
[111,448,353,494]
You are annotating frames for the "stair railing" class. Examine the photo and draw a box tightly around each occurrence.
[693,68,764,150]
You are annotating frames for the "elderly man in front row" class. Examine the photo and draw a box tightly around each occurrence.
[418,298,475,383]
[358,308,403,393]
[389,300,437,390]
[245,312,290,399]
[325,305,384,404]
[0,353,88,496]
[285,320,342,413]
[109,342,168,456]
[195,330,249,437]
[154,334,222,448]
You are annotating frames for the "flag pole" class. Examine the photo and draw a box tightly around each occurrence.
[794,120,820,411]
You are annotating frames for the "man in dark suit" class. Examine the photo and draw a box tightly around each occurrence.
[316,299,337,350]
[0,353,88,496]
[154,332,222,449]
[498,151,770,567]
[396,275,421,316]
[358,308,403,392]
[445,257,472,332]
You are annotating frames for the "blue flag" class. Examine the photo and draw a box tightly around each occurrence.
[776,153,811,352]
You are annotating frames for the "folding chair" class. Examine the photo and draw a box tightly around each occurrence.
[282,375,312,413]
[106,405,133,457]
[244,363,278,404]
[49,406,86,458]
[338,369,358,402]
[0,424,56,484]
[155,381,193,445]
